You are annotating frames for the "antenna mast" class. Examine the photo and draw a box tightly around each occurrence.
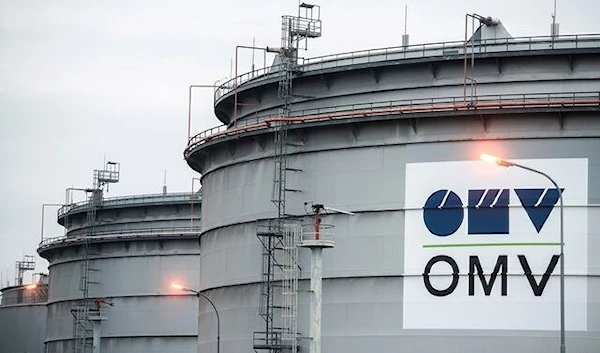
[402,5,409,49]
[551,0,559,42]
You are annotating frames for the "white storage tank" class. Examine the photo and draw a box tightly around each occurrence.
[38,192,201,353]
[185,19,600,353]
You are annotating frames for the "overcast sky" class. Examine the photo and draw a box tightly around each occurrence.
[1,0,598,287]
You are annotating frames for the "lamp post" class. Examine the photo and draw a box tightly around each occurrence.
[480,153,565,353]
[172,283,220,353]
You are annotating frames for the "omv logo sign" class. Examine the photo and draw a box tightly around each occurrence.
[403,160,588,331]
[423,188,563,237]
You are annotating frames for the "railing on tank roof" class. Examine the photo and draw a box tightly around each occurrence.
[214,33,600,102]
[38,226,201,251]
[0,293,48,306]
[186,91,600,155]
[57,192,201,218]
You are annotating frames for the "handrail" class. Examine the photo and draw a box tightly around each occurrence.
[58,192,201,218]
[0,293,48,306]
[38,228,200,251]
[214,33,600,102]
[186,91,600,154]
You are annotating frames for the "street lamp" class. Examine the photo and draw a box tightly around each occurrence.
[172,283,220,353]
[480,153,565,353]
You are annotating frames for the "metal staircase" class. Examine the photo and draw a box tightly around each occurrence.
[71,162,119,353]
[281,222,301,350]
[254,4,321,353]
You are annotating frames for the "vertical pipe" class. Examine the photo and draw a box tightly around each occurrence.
[234,47,239,127]
[41,204,65,242]
[188,85,193,143]
[463,14,468,104]
[314,208,321,240]
[471,16,475,69]
[404,5,407,35]
[40,206,45,243]
[190,186,194,231]
[252,37,256,74]
[309,247,323,353]
[92,320,101,353]
[558,184,565,353]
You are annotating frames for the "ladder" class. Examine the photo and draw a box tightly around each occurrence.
[255,221,301,353]
[254,4,321,352]
[281,222,301,352]
[70,162,118,353]
[73,189,102,353]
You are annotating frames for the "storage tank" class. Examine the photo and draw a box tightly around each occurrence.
[0,277,48,353]
[184,9,600,353]
[38,191,201,353]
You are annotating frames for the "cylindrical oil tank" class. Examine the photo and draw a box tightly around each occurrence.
[38,192,201,353]
[0,282,48,353]
[185,34,600,352]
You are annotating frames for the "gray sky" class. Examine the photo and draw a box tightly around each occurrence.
[1,0,598,286]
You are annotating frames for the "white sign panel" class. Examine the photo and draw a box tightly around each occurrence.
[403,159,588,330]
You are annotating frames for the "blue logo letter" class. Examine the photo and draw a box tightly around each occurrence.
[468,189,509,234]
[423,190,464,237]
[515,188,563,233]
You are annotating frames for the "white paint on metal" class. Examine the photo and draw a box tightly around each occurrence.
[310,247,322,353]
[92,319,101,353]
[300,238,335,353]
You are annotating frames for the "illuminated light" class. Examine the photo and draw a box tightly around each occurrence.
[480,153,502,165]
[25,284,37,290]
[171,283,185,291]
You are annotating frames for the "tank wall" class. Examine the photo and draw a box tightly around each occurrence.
[0,304,46,353]
[1,285,47,305]
[64,202,200,236]
[43,236,199,352]
[196,112,600,352]
[46,337,196,353]
[200,113,600,231]
[46,242,198,299]
[228,54,600,124]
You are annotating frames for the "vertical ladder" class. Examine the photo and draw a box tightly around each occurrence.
[255,221,301,353]
[72,304,91,353]
[71,162,117,353]
[255,224,285,351]
[255,4,321,352]
[281,222,301,352]
[73,189,102,353]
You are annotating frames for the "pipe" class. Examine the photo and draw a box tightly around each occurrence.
[233,45,281,126]
[463,14,468,104]
[309,247,323,353]
[190,178,201,231]
[188,84,219,144]
[92,319,101,353]
[41,204,63,242]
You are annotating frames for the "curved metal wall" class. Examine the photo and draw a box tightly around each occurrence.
[213,37,600,126]
[187,42,600,353]
[39,193,201,353]
[0,303,47,353]
[0,285,47,353]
